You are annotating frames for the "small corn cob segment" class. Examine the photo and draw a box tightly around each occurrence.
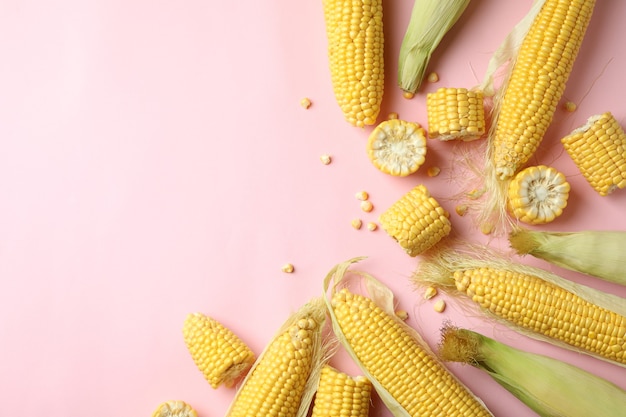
[310,365,372,417]
[507,165,570,225]
[324,259,493,417]
[322,0,384,127]
[379,184,451,256]
[366,119,427,176]
[427,87,486,141]
[561,112,626,196]
[225,298,327,417]
[182,313,255,389]
[152,400,198,417]
[491,0,596,180]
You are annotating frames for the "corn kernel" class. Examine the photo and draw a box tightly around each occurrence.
[403,91,415,99]
[300,97,312,109]
[423,286,438,300]
[455,205,469,217]
[351,219,363,230]
[388,112,399,120]
[367,222,378,231]
[427,72,439,83]
[355,191,369,201]
[563,101,577,112]
[320,154,332,165]
[433,299,446,313]
[395,310,409,321]
[281,263,295,273]
[427,166,441,177]
[360,200,374,212]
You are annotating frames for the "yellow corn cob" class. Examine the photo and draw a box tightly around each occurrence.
[491,0,595,180]
[326,273,492,416]
[427,87,486,141]
[182,313,255,389]
[310,365,372,417]
[152,400,198,417]
[322,0,384,127]
[379,184,451,256]
[225,298,327,417]
[561,112,626,196]
[507,165,570,225]
[366,119,427,176]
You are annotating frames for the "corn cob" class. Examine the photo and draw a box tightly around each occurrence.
[225,298,327,417]
[439,326,626,417]
[152,401,198,417]
[561,112,626,196]
[324,258,494,417]
[366,119,427,176]
[507,165,570,225]
[379,185,451,256]
[415,246,626,366]
[427,87,486,141]
[322,0,384,127]
[310,365,372,417]
[182,313,255,389]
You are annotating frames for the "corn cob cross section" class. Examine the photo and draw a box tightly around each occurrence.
[152,400,198,417]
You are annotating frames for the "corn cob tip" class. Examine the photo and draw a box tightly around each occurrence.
[508,229,541,255]
[438,324,481,365]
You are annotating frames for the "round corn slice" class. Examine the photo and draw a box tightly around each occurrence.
[508,165,570,225]
[366,119,427,177]
[152,400,198,417]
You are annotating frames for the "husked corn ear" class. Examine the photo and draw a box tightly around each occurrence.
[182,313,255,389]
[310,365,372,417]
[492,0,596,180]
[366,119,427,176]
[152,400,198,417]
[453,267,626,364]
[225,298,327,417]
[330,288,492,416]
[508,165,570,225]
[380,185,451,256]
[427,87,486,141]
[322,0,384,127]
[561,112,626,196]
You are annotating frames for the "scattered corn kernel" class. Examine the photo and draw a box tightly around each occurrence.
[388,112,399,120]
[427,166,441,177]
[320,154,332,165]
[403,91,415,99]
[480,222,494,235]
[427,72,439,83]
[367,222,378,231]
[563,101,577,112]
[467,188,485,200]
[455,205,469,217]
[395,310,409,321]
[300,97,312,109]
[351,219,363,230]
[433,299,446,313]
[281,263,295,273]
[361,200,374,212]
[355,191,369,201]
[423,286,438,300]
[152,400,198,417]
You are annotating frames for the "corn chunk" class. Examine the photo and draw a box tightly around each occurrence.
[152,400,198,417]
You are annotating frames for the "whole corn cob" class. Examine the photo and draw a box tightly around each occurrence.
[310,365,372,417]
[182,313,255,389]
[225,298,328,417]
[415,245,626,366]
[426,87,486,141]
[561,112,626,196]
[322,0,384,127]
[324,258,494,417]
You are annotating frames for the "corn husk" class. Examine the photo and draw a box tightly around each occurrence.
[398,0,470,94]
[413,243,626,368]
[439,326,626,417]
[510,228,626,287]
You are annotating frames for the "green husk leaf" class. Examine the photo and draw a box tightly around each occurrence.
[439,326,626,417]
[398,0,470,94]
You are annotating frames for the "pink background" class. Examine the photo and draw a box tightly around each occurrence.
[1,1,625,416]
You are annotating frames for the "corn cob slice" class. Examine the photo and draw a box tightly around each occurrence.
[426,87,486,141]
[310,365,372,417]
[323,258,493,417]
[322,0,384,127]
[225,298,328,417]
[561,112,626,196]
[182,313,255,389]
[152,400,198,417]
[507,165,570,225]
[379,185,451,256]
[415,246,626,366]
[366,119,427,176]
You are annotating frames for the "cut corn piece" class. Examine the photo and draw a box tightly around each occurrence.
[507,165,570,225]
[427,87,486,141]
[152,401,198,417]
[379,185,451,256]
[225,298,328,417]
[182,313,255,389]
[324,258,494,417]
[310,365,372,417]
[561,112,626,196]
[414,247,626,366]
[322,0,384,127]
[366,119,427,177]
